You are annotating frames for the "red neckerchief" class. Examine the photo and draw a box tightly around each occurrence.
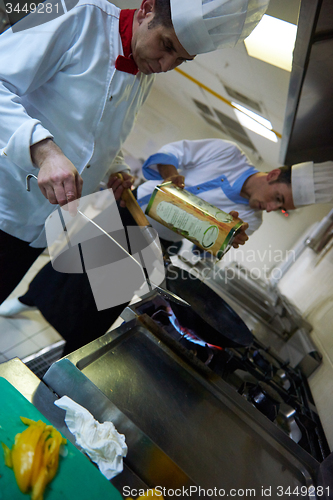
[115,9,139,75]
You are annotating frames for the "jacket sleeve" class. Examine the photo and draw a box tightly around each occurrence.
[0,9,79,173]
[142,140,193,180]
[107,151,131,176]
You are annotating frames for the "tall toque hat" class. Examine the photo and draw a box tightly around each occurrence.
[170,0,270,55]
[291,161,333,208]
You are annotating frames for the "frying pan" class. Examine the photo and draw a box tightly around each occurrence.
[165,264,253,348]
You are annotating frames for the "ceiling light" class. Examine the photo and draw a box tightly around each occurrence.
[244,15,297,72]
[232,102,278,142]
[232,102,272,129]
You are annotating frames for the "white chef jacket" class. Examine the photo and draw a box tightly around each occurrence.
[137,139,263,241]
[0,1,154,247]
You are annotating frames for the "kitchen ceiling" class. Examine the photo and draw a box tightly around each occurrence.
[114,0,301,169]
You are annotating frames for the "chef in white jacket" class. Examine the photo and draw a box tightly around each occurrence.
[137,138,263,248]
[137,139,333,252]
[0,0,269,308]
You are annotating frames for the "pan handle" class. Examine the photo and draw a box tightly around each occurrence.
[26,174,38,191]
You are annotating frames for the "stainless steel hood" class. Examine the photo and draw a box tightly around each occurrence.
[280,0,333,165]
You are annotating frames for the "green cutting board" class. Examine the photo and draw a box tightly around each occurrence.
[0,377,123,500]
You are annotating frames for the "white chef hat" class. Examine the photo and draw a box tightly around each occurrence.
[291,161,333,208]
[170,0,270,55]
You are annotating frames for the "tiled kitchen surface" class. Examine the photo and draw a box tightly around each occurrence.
[0,253,63,363]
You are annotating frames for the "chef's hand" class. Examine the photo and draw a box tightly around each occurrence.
[157,164,185,189]
[31,139,83,213]
[162,174,185,188]
[107,172,135,207]
[229,211,249,248]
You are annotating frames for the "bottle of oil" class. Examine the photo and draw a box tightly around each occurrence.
[145,182,244,258]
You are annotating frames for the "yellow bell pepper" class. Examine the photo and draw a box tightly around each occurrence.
[1,416,67,500]
[11,420,46,493]
[31,426,65,500]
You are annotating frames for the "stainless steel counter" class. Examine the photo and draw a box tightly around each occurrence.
[42,318,321,499]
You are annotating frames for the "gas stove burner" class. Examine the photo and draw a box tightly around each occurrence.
[244,381,283,421]
[150,304,220,365]
[165,305,223,352]
[248,348,281,374]
[178,337,217,365]
[246,348,293,391]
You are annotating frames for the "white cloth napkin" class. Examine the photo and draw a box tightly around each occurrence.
[54,395,127,479]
